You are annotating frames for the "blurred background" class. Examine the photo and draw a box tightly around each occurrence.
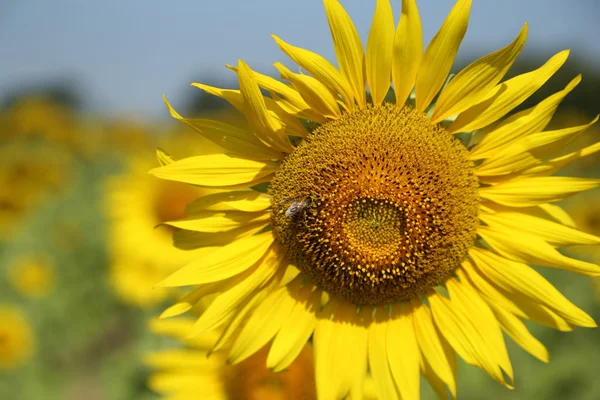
[0,1,598,399]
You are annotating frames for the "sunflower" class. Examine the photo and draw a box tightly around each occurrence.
[0,142,71,240]
[150,0,600,398]
[564,188,600,300]
[0,305,35,370]
[145,317,320,400]
[564,188,600,255]
[6,255,55,299]
[5,97,79,148]
[106,157,199,307]
[105,132,223,307]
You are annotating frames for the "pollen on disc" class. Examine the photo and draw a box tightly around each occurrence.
[270,104,479,305]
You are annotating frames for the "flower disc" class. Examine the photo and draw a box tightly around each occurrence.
[270,104,479,305]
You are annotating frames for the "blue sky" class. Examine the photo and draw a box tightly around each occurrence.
[1,0,598,117]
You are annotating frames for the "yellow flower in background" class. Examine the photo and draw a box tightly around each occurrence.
[6,97,79,147]
[563,189,600,300]
[0,305,35,370]
[146,318,322,400]
[0,142,71,240]
[106,158,200,307]
[102,119,152,152]
[151,0,600,398]
[565,189,600,240]
[105,132,223,307]
[7,256,55,298]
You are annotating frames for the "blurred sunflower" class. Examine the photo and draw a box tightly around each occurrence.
[564,189,600,299]
[0,305,35,370]
[6,97,79,147]
[7,255,55,298]
[106,133,226,307]
[564,189,600,255]
[151,0,600,398]
[101,119,153,153]
[146,318,320,400]
[0,142,71,240]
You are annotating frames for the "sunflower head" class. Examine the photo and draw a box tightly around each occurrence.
[150,0,600,398]
[271,104,479,304]
[8,97,77,144]
[0,305,35,370]
[7,256,55,298]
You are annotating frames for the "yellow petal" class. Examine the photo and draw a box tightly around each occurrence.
[163,95,283,160]
[173,224,265,250]
[314,301,368,400]
[469,75,581,160]
[191,83,244,109]
[420,354,450,400]
[185,189,271,213]
[475,151,539,178]
[487,303,549,362]
[392,0,422,106]
[165,211,269,233]
[523,141,600,177]
[475,116,597,179]
[479,176,600,207]
[469,247,596,327]
[432,23,528,123]
[145,349,215,369]
[193,81,309,140]
[149,153,278,188]
[238,60,295,153]
[387,304,421,400]
[478,226,600,276]
[226,63,326,123]
[156,147,175,166]
[415,0,472,113]
[210,291,267,354]
[368,314,399,400]
[461,258,574,331]
[323,0,366,107]
[480,211,600,247]
[148,371,221,394]
[448,50,569,133]
[446,278,514,386]
[428,290,507,386]
[538,203,577,228]
[411,299,457,397]
[160,286,217,319]
[190,246,284,336]
[268,284,319,372]
[272,35,353,108]
[274,62,341,118]
[149,317,195,338]
[521,115,599,159]
[366,0,394,106]
[157,233,274,287]
[228,284,297,364]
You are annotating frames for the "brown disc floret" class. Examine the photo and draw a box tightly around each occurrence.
[270,104,479,305]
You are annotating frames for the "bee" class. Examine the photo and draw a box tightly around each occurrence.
[277,196,313,218]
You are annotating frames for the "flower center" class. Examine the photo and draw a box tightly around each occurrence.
[270,104,479,305]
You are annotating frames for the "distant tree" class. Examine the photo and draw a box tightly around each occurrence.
[1,80,83,111]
